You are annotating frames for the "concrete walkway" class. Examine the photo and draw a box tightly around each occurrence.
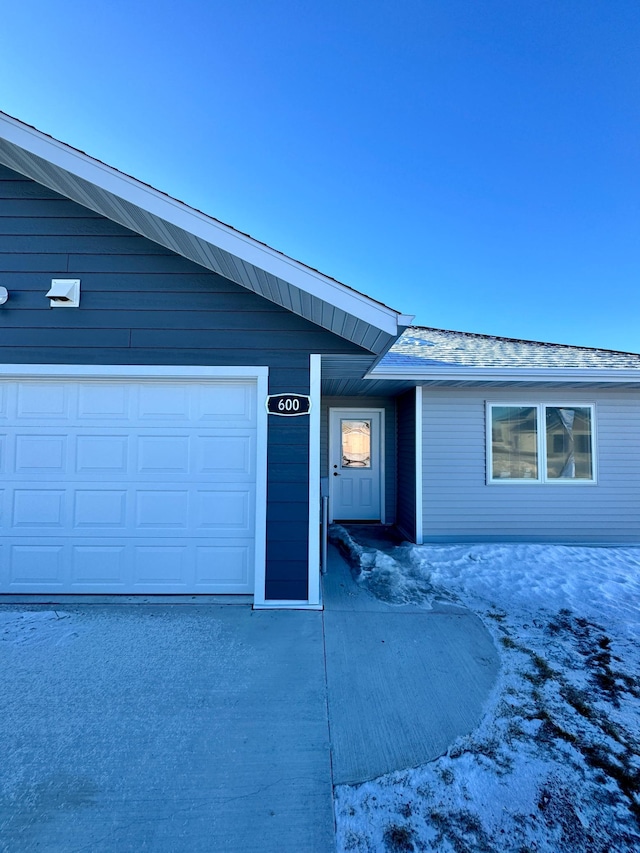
[322,543,500,785]
[0,546,499,851]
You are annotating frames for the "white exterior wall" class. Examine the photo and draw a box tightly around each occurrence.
[421,385,640,544]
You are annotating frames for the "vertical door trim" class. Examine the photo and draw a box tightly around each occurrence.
[415,386,424,544]
[328,407,385,523]
[251,369,270,607]
[307,355,322,606]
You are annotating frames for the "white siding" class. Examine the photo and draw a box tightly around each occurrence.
[421,386,640,544]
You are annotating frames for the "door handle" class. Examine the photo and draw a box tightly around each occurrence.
[333,472,340,476]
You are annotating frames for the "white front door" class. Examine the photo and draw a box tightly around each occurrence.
[329,409,383,521]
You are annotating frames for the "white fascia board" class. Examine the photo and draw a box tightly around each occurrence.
[0,114,403,337]
[397,314,415,326]
[366,367,640,384]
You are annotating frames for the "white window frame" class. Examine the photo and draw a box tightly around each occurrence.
[486,402,597,485]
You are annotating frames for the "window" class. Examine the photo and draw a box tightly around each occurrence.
[341,419,371,468]
[487,404,595,483]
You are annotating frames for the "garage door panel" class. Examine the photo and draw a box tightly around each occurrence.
[4,485,256,536]
[74,490,127,528]
[196,383,255,424]
[1,538,255,593]
[138,384,193,422]
[198,434,254,475]
[76,435,128,472]
[196,489,252,532]
[135,490,190,529]
[196,544,250,587]
[17,383,70,419]
[72,546,126,584]
[0,378,258,594]
[15,434,67,472]
[134,546,188,584]
[137,435,190,472]
[13,490,65,527]
[0,385,8,419]
[10,381,258,427]
[10,545,65,584]
[5,430,256,480]
[77,383,130,419]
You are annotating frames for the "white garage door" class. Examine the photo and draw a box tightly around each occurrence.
[0,378,258,594]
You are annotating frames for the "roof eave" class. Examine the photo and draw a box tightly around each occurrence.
[0,112,407,354]
[366,367,640,383]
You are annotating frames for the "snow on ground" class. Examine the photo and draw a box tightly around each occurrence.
[334,536,640,853]
[0,608,87,648]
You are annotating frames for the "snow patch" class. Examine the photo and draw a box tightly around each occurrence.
[335,542,640,852]
[329,525,450,608]
[0,609,84,648]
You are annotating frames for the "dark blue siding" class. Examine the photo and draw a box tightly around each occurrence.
[0,164,367,600]
[396,389,417,540]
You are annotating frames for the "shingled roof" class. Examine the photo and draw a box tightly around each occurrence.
[383,327,640,370]
[361,327,640,388]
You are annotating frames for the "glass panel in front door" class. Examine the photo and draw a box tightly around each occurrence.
[341,420,371,468]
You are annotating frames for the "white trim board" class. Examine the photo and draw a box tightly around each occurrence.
[253,600,323,611]
[250,371,269,607]
[307,355,322,607]
[0,364,269,380]
[415,386,424,544]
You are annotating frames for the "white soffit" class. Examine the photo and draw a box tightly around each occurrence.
[0,113,412,354]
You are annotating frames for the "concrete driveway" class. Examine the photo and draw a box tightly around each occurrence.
[0,547,498,852]
[0,604,334,853]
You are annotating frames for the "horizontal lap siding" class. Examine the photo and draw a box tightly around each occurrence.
[396,390,416,540]
[0,166,367,600]
[422,386,640,544]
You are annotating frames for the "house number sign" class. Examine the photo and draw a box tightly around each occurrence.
[266,393,312,416]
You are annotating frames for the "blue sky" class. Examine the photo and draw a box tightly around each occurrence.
[1,1,638,351]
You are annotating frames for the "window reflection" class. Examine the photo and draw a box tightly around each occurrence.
[546,407,593,479]
[491,406,538,479]
[490,404,595,482]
